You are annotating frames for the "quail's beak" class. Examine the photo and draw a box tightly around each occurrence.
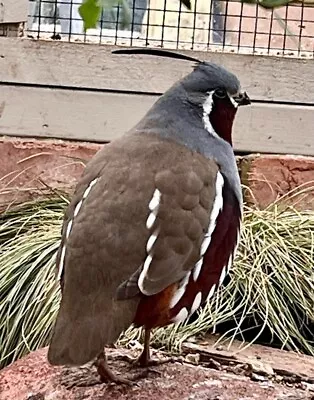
[234,92,251,106]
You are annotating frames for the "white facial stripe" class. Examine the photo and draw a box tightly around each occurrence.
[172,307,189,324]
[57,177,99,281]
[229,94,239,108]
[191,291,202,314]
[170,271,191,309]
[202,91,219,138]
[203,91,238,137]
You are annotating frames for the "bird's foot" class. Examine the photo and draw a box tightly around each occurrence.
[113,352,181,368]
[94,353,148,385]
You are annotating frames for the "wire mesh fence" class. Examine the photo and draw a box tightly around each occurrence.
[27,0,314,57]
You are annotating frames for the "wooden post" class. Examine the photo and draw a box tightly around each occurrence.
[0,0,28,37]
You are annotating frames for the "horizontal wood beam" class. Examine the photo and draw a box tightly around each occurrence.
[1,84,314,156]
[0,38,314,103]
[0,0,28,23]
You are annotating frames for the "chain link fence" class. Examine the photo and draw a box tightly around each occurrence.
[27,0,314,56]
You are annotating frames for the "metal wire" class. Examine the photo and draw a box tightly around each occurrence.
[27,0,314,57]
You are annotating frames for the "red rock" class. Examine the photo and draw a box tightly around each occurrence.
[241,154,314,210]
[0,137,101,210]
[0,347,311,400]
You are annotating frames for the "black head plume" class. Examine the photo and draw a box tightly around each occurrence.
[112,48,250,107]
[180,0,191,10]
[112,48,201,64]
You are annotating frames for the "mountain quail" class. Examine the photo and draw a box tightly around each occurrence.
[48,48,251,384]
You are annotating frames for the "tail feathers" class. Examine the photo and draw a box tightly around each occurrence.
[48,314,106,366]
[48,297,140,366]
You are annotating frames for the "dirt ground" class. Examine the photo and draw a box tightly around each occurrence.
[1,342,314,400]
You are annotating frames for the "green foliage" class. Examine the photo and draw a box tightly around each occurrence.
[79,0,102,30]
[0,192,313,368]
[79,0,131,30]
[242,0,314,8]
[242,0,292,8]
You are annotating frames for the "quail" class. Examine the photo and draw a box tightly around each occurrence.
[48,48,251,384]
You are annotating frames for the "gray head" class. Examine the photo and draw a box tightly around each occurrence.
[177,60,250,145]
[112,48,250,147]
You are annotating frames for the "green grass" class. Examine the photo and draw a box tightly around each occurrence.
[0,192,313,368]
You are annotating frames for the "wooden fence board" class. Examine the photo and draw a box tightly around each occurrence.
[1,38,314,103]
[1,84,313,156]
[0,0,28,23]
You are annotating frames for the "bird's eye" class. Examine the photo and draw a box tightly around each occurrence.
[214,88,227,99]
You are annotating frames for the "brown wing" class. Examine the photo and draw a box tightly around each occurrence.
[135,165,219,297]
[48,133,218,366]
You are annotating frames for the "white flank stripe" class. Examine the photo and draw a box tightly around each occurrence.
[138,255,153,294]
[149,189,161,211]
[235,228,241,249]
[191,292,202,314]
[200,235,211,256]
[170,271,191,309]
[206,284,216,302]
[146,189,161,229]
[146,212,157,230]
[172,307,189,324]
[57,245,67,280]
[146,231,158,254]
[200,172,224,257]
[82,177,98,199]
[226,255,233,273]
[58,176,99,281]
[143,254,153,272]
[73,200,83,218]
[138,190,162,293]
[65,219,73,239]
[193,258,203,281]
[219,266,227,285]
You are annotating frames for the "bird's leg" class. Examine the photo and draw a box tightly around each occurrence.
[117,328,179,368]
[136,327,151,367]
[136,328,179,367]
[95,351,134,385]
[111,327,181,371]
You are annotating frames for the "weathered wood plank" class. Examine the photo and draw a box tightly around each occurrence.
[0,85,313,156]
[0,38,314,103]
[0,0,28,23]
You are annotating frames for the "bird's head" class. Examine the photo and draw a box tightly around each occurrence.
[180,61,250,145]
[112,48,250,147]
